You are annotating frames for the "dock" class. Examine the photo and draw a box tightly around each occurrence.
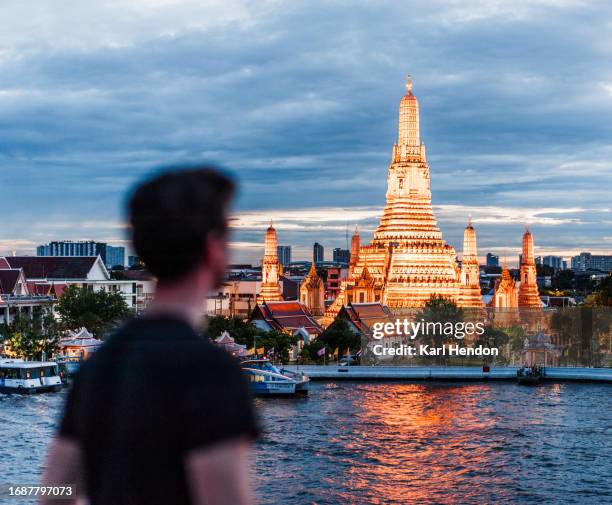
[282,365,612,383]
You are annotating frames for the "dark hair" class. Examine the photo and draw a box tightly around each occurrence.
[128,166,235,282]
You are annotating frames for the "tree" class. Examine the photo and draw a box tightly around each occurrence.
[584,275,612,307]
[207,315,297,363]
[313,318,361,361]
[56,285,130,338]
[1,307,60,360]
[415,295,465,365]
[473,326,510,364]
[552,270,574,291]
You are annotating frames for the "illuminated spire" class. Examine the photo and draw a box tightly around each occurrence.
[397,74,420,147]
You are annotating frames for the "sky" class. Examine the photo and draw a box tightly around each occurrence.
[1,0,611,265]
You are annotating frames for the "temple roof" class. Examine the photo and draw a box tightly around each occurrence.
[251,301,323,335]
[0,269,22,295]
[340,302,395,336]
[5,256,101,280]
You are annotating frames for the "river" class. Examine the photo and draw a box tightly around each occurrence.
[1,381,610,504]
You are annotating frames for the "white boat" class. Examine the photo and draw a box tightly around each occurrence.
[0,359,63,394]
[240,359,298,396]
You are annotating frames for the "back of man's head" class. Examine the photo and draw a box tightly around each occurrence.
[128,166,235,283]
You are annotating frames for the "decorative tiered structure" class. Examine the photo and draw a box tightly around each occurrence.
[300,259,325,316]
[489,259,518,308]
[518,227,541,308]
[257,221,283,302]
[459,217,484,308]
[330,77,482,311]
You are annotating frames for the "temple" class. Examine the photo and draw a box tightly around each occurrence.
[327,78,483,312]
[489,259,518,308]
[518,227,541,308]
[459,218,484,308]
[300,258,325,316]
[257,221,283,302]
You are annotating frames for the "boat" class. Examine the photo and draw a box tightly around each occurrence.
[55,355,83,378]
[240,359,303,396]
[517,366,542,385]
[278,366,310,395]
[0,359,63,394]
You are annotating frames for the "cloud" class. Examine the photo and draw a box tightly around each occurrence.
[1,0,611,264]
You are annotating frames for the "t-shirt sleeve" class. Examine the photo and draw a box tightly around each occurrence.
[182,354,259,452]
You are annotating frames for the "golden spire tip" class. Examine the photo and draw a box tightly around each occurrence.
[406,74,413,93]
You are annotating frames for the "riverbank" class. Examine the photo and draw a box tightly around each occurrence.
[283,365,612,382]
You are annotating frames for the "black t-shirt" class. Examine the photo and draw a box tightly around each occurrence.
[59,315,258,505]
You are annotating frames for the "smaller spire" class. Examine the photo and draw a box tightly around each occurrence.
[354,225,359,235]
[467,214,472,227]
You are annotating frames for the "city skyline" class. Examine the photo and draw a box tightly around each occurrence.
[1,1,612,263]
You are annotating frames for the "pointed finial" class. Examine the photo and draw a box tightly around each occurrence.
[354,225,359,235]
[467,214,472,227]
[406,74,413,93]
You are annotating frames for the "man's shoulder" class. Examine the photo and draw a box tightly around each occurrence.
[75,320,240,381]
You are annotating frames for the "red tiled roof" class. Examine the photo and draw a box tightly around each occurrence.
[27,282,54,296]
[52,284,68,298]
[252,301,323,335]
[5,256,99,280]
[341,302,395,335]
[0,269,21,295]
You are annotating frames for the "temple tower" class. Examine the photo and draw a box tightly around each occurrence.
[349,226,360,276]
[346,77,463,308]
[258,221,283,302]
[518,227,541,308]
[459,217,484,307]
[300,259,325,316]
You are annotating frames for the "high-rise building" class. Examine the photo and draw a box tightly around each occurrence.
[313,242,324,263]
[128,255,142,268]
[36,240,125,269]
[542,255,563,270]
[571,252,612,272]
[277,245,292,266]
[486,253,499,267]
[106,246,125,268]
[332,248,350,265]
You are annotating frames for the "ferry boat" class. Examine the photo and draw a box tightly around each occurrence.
[278,366,310,395]
[0,359,63,394]
[55,355,83,377]
[240,359,307,396]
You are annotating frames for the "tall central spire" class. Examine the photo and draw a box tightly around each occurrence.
[374,77,439,245]
[397,75,420,148]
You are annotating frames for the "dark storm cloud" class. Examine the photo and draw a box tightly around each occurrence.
[1,0,611,262]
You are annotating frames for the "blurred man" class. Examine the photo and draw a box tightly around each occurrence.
[41,168,258,505]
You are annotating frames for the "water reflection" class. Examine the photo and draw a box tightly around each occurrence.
[254,382,612,505]
[2,382,610,505]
